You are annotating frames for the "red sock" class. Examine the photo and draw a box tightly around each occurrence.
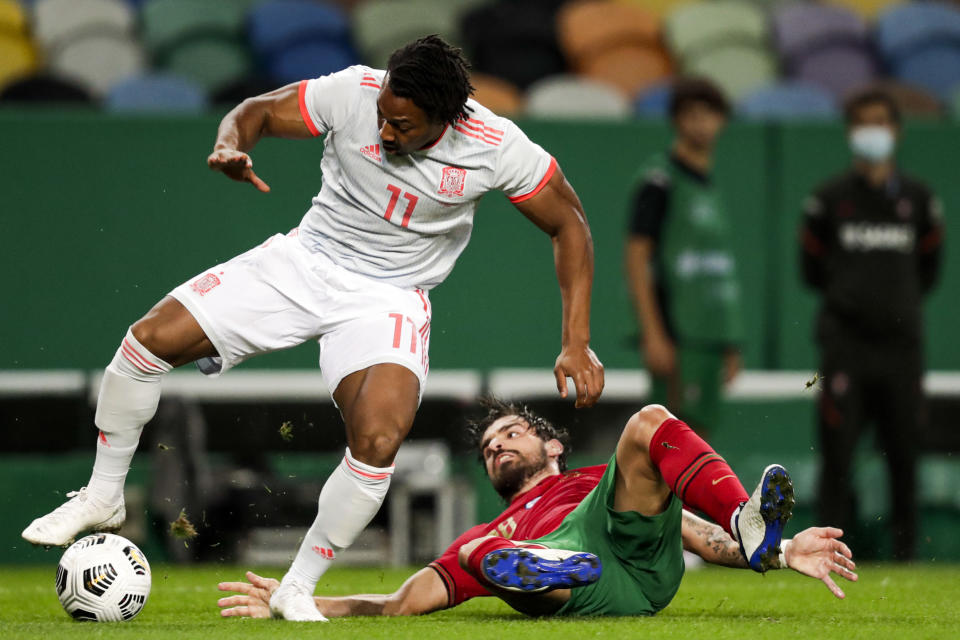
[648,418,749,536]
[465,537,518,581]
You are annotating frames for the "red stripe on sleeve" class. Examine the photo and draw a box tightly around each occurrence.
[508,156,558,204]
[298,80,321,137]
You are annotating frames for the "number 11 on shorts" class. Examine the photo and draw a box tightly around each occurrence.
[389,313,417,353]
[384,184,418,227]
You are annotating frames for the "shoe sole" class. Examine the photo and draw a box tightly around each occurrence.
[482,548,602,593]
[749,464,795,572]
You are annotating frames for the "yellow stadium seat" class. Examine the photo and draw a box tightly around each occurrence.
[827,0,903,21]
[0,34,37,90]
[616,0,695,19]
[0,0,27,35]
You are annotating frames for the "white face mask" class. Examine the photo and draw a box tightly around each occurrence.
[849,125,895,162]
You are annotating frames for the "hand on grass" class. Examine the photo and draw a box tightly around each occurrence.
[217,571,279,618]
[784,527,858,599]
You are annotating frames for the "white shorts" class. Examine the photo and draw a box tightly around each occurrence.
[168,231,432,399]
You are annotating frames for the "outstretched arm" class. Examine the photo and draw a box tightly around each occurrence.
[217,568,449,619]
[207,83,314,192]
[681,511,858,599]
[513,166,604,408]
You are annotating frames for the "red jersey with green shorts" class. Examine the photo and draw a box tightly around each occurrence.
[429,457,686,616]
[428,466,605,607]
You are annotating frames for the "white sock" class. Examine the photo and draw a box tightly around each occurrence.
[283,448,394,589]
[730,502,744,541]
[87,328,171,505]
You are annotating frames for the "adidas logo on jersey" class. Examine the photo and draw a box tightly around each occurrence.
[361,144,381,162]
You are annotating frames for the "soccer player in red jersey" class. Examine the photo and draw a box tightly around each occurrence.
[217,401,857,619]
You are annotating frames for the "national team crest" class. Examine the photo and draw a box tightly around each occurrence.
[190,273,221,296]
[438,166,466,197]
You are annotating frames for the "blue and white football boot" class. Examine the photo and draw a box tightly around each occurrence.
[481,547,602,593]
[734,464,795,573]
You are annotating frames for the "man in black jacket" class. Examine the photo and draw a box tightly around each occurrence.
[800,88,944,560]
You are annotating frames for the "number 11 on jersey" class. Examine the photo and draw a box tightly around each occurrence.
[384,184,418,228]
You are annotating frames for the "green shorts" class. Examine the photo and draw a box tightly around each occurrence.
[524,454,685,616]
[649,347,726,430]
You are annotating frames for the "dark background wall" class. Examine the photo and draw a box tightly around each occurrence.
[2,111,957,372]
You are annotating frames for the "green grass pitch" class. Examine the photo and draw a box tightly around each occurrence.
[2,564,958,639]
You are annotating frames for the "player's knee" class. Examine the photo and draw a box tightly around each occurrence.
[130,317,179,362]
[458,536,495,572]
[348,428,406,468]
[624,404,673,452]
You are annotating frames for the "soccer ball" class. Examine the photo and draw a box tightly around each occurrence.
[56,533,151,622]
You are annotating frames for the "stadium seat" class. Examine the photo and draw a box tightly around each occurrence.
[460,1,565,89]
[106,73,208,113]
[869,80,944,119]
[826,0,902,22]
[162,38,251,93]
[247,1,352,59]
[141,0,247,55]
[684,44,776,101]
[0,0,28,35]
[876,3,960,100]
[32,0,135,50]
[47,32,144,96]
[665,1,767,63]
[792,45,877,99]
[469,72,524,116]
[632,82,672,118]
[891,46,960,102]
[0,33,36,90]
[738,82,838,120]
[268,41,358,85]
[876,3,960,59]
[580,44,672,97]
[0,73,94,103]
[615,0,694,19]
[773,3,868,63]
[524,75,630,119]
[556,0,660,66]
[353,0,485,68]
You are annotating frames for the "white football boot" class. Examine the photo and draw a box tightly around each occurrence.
[269,578,328,622]
[733,464,795,572]
[21,487,125,547]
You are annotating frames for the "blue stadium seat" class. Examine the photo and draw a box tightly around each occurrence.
[738,82,837,121]
[877,3,960,100]
[105,73,208,113]
[247,1,351,58]
[876,3,960,60]
[267,41,358,85]
[892,46,960,101]
[632,83,672,118]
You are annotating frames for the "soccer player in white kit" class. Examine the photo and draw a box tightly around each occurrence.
[22,36,605,620]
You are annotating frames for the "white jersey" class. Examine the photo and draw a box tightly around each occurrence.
[296,65,556,290]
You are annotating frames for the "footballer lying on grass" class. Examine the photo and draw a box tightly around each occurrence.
[218,401,857,618]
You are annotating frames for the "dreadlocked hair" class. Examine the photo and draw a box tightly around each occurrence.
[386,34,474,126]
[465,396,570,473]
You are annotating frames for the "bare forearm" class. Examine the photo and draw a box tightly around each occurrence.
[681,510,748,569]
[553,219,594,346]
[314,594,393,617]
[625,239,668,341]
[214,99,269,153]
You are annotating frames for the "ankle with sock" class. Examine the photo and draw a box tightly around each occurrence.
[649,418,749,537]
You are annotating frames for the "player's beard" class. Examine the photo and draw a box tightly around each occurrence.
[490,444,549,500]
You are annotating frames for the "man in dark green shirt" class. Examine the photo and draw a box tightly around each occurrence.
[625,78,744,433]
